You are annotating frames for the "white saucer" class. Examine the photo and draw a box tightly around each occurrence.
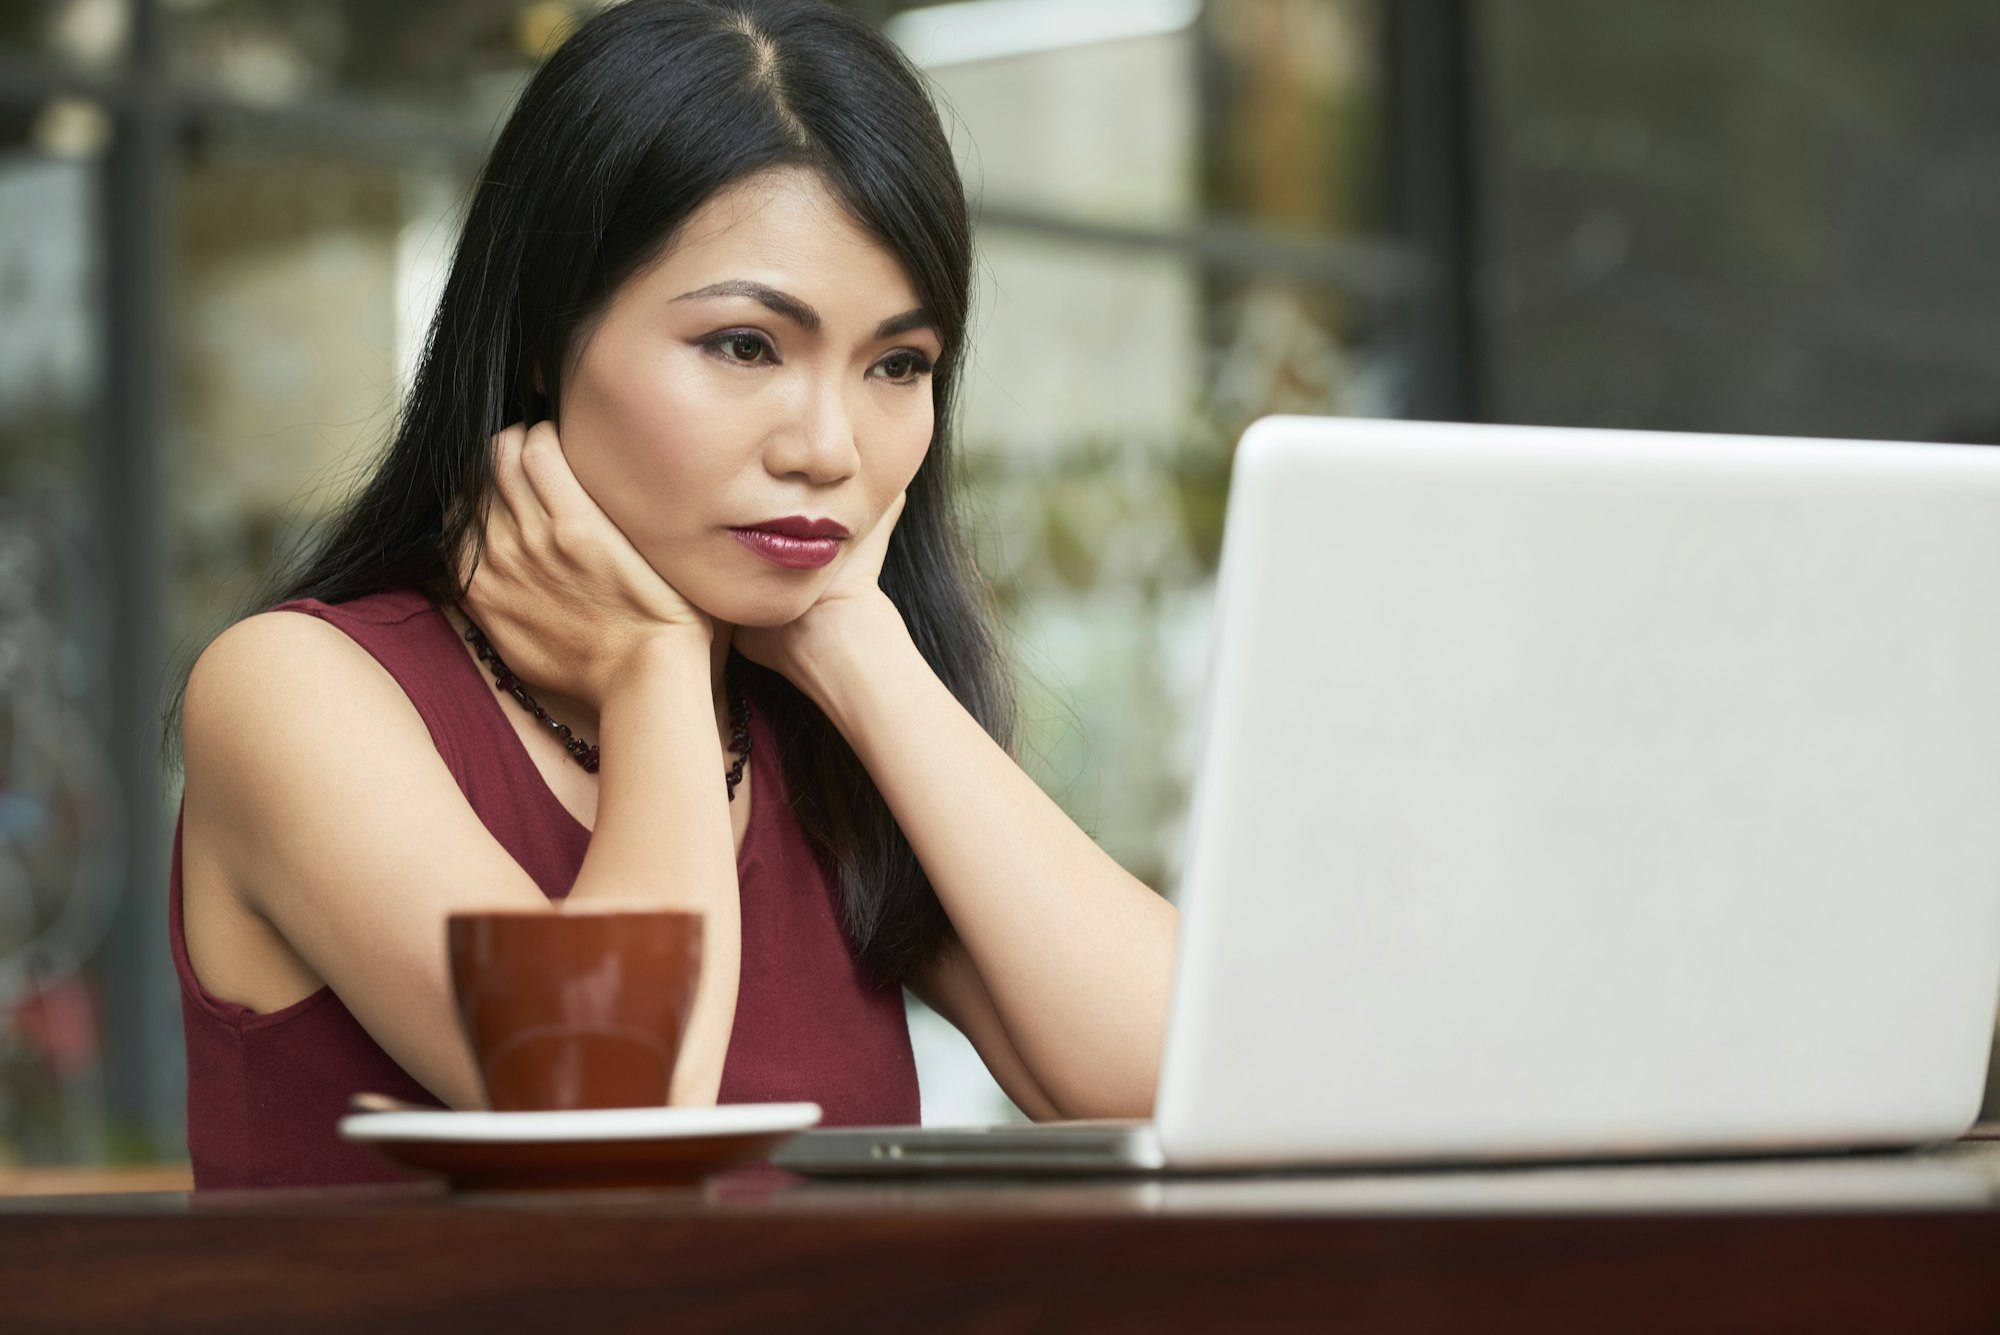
[340,1101,822,1143]
[339,1102,823,1190]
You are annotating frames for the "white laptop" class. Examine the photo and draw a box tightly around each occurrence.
[775,416,2000,1176]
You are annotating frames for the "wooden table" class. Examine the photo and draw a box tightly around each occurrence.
[7,1144,2000,1333]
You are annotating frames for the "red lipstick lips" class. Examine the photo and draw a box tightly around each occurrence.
[729,515,849,570]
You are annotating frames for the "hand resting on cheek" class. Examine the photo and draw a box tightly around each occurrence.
[457,419,714,708]
[732,490,910,686]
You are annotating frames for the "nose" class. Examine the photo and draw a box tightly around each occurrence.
[764,377,862,486]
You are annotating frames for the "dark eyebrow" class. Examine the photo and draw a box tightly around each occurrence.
[673,280,820,333]
[673,279,936,344]
[875,309,935,341]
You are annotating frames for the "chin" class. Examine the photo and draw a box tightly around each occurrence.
[691,581,826,631]
[642,542,828,630]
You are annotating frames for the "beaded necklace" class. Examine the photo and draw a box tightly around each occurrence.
[461,619,751,801]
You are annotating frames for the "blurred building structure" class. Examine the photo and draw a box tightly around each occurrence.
[0,0,1996,1162]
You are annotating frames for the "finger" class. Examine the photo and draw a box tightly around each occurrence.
[509,421,558,523]
[458,530,493,616]
[517,421,650,563]
[453,530,478,592]
[459,427,523,594]
[486,423,532,529]
[460,477,525,600]
[516,419,585,523]
[857,490,907,567]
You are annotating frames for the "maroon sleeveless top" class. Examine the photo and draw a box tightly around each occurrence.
[170,588,919,1189]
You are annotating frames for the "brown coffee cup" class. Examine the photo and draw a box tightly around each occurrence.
[447,906,703,1112]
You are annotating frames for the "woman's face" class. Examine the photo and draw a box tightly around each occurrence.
[554,165,943,628]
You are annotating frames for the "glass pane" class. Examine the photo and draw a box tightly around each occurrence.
[891,1,1201,228]
[0,0,130,75]
[884,0,1385,230]
[0,105,119,1166]
[1204,0,1386,236]
[165,0,546,127]
[172,132,463,648]
[885,0,1392,891]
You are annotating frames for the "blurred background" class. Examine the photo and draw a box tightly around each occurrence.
[2,0,1999,1167]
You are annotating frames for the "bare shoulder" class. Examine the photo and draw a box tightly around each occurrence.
[187,609,386,724]
[180,608,446,890]
[184,609,425,775]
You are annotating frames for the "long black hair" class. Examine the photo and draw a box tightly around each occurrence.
[212,0,1012,985]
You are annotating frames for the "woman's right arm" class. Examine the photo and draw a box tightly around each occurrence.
[183,609,547,1110]
[182,427,740,1111]
[182,608,735,1111]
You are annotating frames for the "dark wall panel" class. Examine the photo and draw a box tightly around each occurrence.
[1476,0,2000,441]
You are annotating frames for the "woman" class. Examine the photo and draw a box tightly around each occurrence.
[173,0,1178,1189]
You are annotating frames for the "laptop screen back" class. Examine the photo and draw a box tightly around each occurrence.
[1155,418,2000,1168]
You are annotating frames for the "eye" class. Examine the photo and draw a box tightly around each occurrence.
[873,349,935,384]
[702,331,776,366]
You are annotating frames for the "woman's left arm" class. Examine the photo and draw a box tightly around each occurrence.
[788,596,1180,1121]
